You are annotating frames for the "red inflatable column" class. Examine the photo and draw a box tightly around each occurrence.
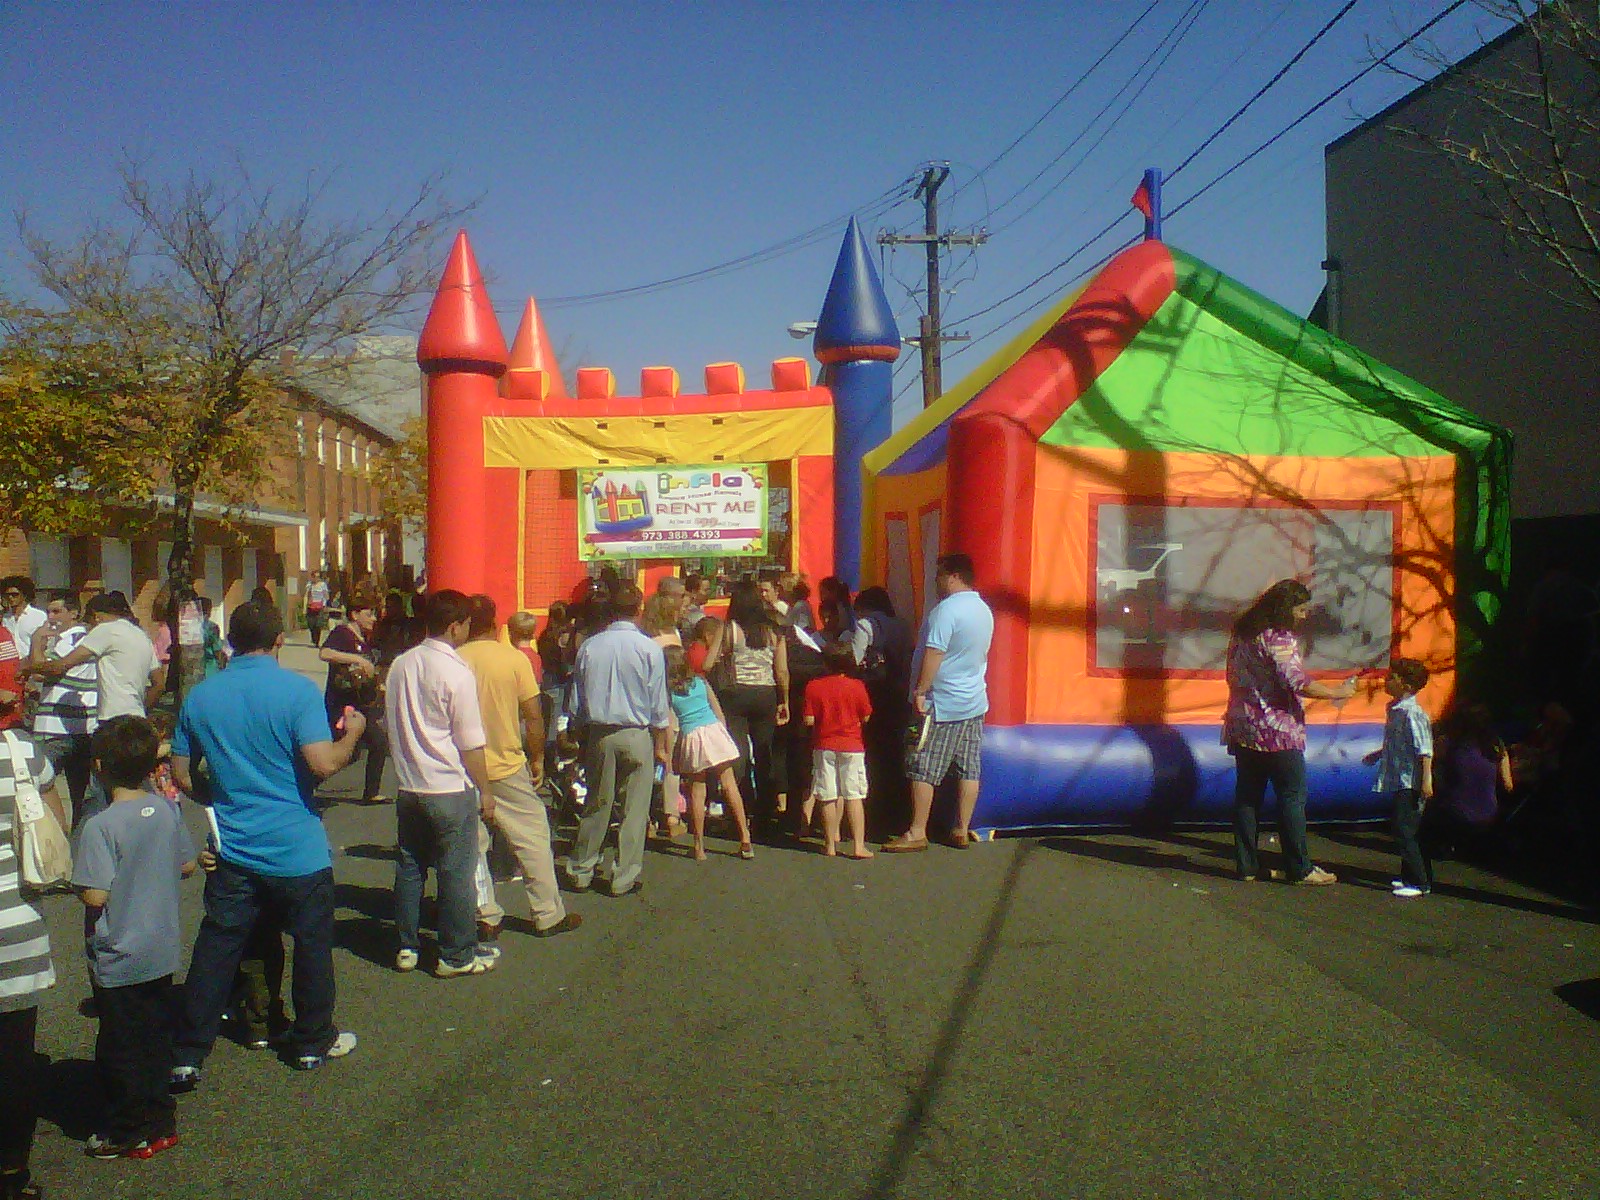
[947,413,1034,727]
[417,231,508,596]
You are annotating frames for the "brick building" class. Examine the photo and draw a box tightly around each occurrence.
[0,340,412,632]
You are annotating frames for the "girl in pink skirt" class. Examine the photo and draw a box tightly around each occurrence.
[665,646,753,861]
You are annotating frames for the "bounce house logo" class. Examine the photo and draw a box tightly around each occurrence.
[578,463,767,559]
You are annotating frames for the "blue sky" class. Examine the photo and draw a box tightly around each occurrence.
[1,1,1508,429]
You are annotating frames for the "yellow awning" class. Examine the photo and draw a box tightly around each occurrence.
[483,408,833,469]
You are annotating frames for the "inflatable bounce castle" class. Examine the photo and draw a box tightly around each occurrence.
[416,222,1510,833]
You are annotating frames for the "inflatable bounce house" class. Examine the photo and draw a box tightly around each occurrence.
[415,218,1510,833]
[415,220,896,614]
[861,239,1511,829]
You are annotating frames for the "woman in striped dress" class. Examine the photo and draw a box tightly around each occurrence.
[0,735,56,1199]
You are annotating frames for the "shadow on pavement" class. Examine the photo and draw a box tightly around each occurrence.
[37,1056,99,1142]
[1316,830,1600,925]
[1555,978,1600,1021]
[339,843,398,863]
[335,883,403,969]
[858,842,1034,1200]
[1035,829,1597,925]
[1040,834,1239,882]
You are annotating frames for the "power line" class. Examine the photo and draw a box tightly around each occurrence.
[956,211,1130,330]
[939,2,1466,364]
[948,228,1139,364]
[534,177,916,311]
[1165,0,1363,181]
[987,0,1212,237]
[947,0,1164,204]
[1167,0,1471,219]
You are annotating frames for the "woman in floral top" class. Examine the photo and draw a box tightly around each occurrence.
[1223,579,1356,885]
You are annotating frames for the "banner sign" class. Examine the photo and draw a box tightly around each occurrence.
[577,463,768,560]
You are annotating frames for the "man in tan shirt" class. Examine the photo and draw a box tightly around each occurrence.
[458,596,581,939]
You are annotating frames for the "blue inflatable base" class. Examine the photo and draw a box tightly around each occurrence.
[970,723,1387,832]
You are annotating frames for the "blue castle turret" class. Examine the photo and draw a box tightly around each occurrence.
[814,217,900,589]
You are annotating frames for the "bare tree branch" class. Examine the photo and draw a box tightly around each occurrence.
[1384,1,1600,311]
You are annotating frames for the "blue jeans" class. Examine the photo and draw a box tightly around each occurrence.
[1390,787,1432,887]
[174,860,337,1066]
[395,790,480,968]
[37,733,92,817]
[1231,747,1312,881]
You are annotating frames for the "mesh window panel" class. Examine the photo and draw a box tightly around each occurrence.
[1093,501,1393,675]
[885,517,914,623]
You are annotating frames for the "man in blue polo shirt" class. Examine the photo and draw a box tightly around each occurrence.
[168,602,367,1087]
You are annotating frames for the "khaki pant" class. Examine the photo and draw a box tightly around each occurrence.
[570,724,654,895]
[489,767,567,929]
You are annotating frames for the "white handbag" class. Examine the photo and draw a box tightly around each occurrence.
[6,731,72,890]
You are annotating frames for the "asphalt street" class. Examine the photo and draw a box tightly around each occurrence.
[21,639,1600,1199]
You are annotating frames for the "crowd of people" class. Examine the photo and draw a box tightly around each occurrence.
[0,554,996,1189]
[0,550,1577,1194]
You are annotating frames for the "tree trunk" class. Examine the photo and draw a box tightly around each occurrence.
[166,466,205,706]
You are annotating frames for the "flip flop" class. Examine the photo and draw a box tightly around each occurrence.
[881,836,929,854]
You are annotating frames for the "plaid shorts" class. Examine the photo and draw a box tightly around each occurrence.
[907,715,985,785]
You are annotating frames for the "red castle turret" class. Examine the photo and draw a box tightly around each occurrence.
[504,297,568,401]
[417,230,507,595]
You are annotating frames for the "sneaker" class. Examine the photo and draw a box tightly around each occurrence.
[435,953,497,979]
[395,949,419,972]
[124,1133,180,1159]
[168,1065,201,1094]
[86,1132,179,1159]
[85,1133,129,1159]
[1390,879,1408,890]
[245,1036,271,1051]
[293,1031,357,1071]
[1393,885,1430,898]
[1294,866,1338,886]
[532,912,583,939]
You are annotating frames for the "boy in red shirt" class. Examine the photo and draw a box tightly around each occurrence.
[802,643,873,858]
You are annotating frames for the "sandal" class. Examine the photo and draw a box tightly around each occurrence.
[881,835,929,854]
[738,843,755,860]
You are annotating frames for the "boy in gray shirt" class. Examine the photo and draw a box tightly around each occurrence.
[72,716,196,1161]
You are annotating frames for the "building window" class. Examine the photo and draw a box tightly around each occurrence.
[296,415,307,456]
[296,524,307,572]
[100,538,134,599]
[29,536,70,589]
[334,434,343,472]
[316,424,325,465]
[317,518,326,570]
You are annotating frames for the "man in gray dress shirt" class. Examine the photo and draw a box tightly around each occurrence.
[565,585,670,897]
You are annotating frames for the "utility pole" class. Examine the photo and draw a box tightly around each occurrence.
[878,163,987,407]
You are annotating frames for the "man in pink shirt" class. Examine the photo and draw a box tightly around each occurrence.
[384,591,498,978]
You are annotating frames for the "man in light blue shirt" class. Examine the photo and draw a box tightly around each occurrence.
[884,553,994,854]
[567,585,670,896]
